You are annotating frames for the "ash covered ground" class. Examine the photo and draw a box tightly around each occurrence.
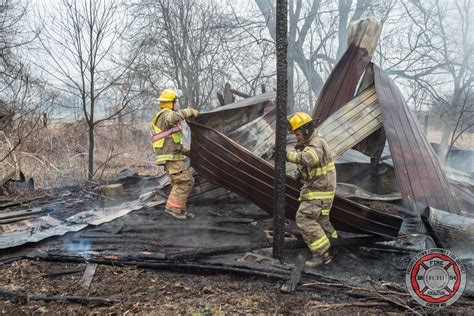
[1,199,473,313]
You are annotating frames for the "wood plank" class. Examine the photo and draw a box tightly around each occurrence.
[81,263,98,289]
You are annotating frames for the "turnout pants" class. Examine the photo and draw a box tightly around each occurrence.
[164,160,195,212]
[296,199,337,256]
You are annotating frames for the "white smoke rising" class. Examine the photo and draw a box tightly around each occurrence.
[63,238,92,261]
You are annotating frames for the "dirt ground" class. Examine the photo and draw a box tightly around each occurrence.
[0,258,472,314]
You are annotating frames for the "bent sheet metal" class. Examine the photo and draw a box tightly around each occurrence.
[188,121,402,238]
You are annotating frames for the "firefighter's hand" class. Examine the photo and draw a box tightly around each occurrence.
[182,147,191,156]
[190,108,199,118]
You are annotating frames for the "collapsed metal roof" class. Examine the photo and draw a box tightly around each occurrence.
[312,19,380,121]
[185,17,468,242]
[306,18,463,218]
[189,121,402,238]
[373,64,462,215]
[1,17,471,255]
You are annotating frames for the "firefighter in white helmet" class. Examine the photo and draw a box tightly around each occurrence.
[151,88,199,219]
[287,112,337,267]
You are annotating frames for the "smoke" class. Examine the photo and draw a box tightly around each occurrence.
[449,241,474,261]
[63,237,92,261]
[431,142,474,176]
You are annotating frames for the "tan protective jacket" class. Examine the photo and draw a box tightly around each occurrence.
[151,108,195,165]
[287,132,336,202]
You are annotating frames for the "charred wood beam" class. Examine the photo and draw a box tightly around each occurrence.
[0,215,41,224]
[0,289,120,306]
[0,256,25,265]
[230,89,251,99]
[25,250,343,286]
[25,252,293,281]
[224,83,234,105]
[166,244,268,261]
[0,206,48,220]
[280,253,308,294]
[87,225,251,236]
[0,195,47,209]
[217,92,225,106]
[43,268,85,278]
[274,0,288,261]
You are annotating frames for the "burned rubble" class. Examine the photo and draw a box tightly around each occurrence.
[1,18,473,313]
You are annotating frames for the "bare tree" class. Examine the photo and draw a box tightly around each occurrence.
[446,89,473,157]
[383,0,473,158]
[223,3,277,97]
[130,0,240,111]
[35,0,141,179]
[0,0,50,170]
[254,0,395,112]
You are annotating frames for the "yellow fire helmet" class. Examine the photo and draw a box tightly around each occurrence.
[158,89,178,108]
[288,112,313,132]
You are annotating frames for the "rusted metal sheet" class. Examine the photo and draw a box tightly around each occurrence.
[373,65,462,215]
[312,18,380,122]
[312,44,370,121]
[189,122,402,238]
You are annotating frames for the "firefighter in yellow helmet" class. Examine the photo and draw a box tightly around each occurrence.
[151,88,199,219]
[286,112,337,267]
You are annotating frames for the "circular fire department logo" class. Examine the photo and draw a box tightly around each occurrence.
[406,248,466,308]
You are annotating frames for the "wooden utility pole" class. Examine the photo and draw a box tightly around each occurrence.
[273,0,288,260]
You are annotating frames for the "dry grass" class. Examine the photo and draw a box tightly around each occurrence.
[426,130,474,149]
[1,121,472,189]
[1,121,163,188]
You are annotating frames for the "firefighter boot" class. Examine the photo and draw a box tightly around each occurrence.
[305,250,332,268]
[164,207,195,220]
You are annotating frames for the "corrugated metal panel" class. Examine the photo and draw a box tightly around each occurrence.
[318,87,383,157]
[352,63,387,159]
[189,122,402,238]
[312,44,370,121]
[337,183,401,201]
[227,105,276,157]
[373,65,462,215]
[195,92,275,135]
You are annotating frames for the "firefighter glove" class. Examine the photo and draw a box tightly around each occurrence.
[191,108,199,117]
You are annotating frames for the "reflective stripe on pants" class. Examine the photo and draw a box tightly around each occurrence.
[295,199,336,256]
[299,190,335,201]
[165,160,195,212]
[156,153,186,164]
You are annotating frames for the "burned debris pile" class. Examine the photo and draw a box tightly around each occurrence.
[0,18,473,312]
